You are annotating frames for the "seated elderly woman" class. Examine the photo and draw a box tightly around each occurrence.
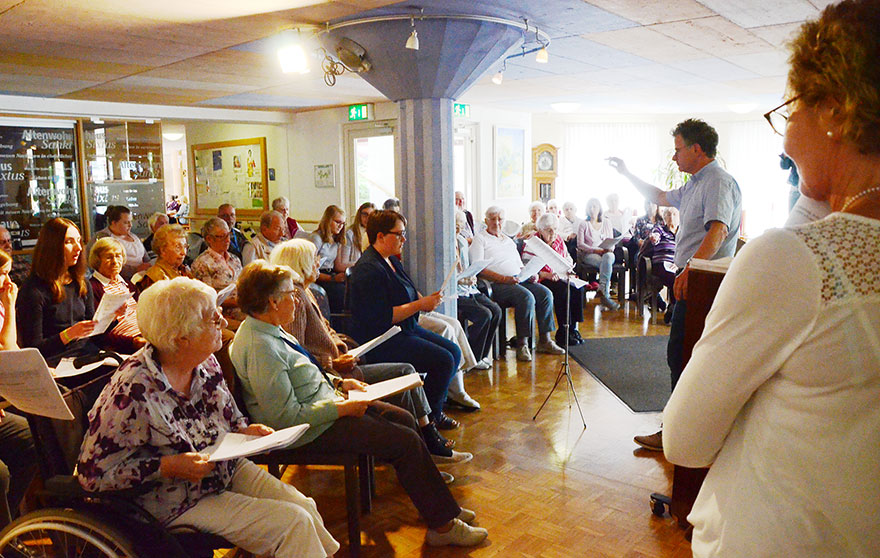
[136,224,191,292]
[93,205,150,280]
[77,277,339,558]
[191,217,243,324]
[88,237,146,353]
[349,210,463,430]
[230,261,488,547]
[522,212,585,347]
[518,200,545,239]
[268,239,467,462]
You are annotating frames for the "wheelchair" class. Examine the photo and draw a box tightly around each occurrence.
[0,361,245,558]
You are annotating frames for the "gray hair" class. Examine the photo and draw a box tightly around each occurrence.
[148,212,168,229]
[152,224,186,258]
[201,217,228,239]
[536,212,559,232]
[454,209,467,228]
[137,277,216,352]
[528,200,546,213]
[260,210,283,230]
[271,197,289,211]
[485,205,504,220]
[88,237,124,271]
[562,201,577,212]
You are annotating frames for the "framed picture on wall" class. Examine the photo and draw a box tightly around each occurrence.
[191,137,268,217]
[314,164,335,188]
[494,126,525,199]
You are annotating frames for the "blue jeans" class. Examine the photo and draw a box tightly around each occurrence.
[580,252,615,293]
[365,325,461,420]
[490,281,555,339]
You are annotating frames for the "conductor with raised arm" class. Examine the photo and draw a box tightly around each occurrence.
[607,119,742,452]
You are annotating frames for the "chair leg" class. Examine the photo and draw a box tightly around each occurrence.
[358,455,373,514]
[343,463,361,558]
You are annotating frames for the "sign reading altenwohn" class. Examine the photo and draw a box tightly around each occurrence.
[0,122,81,250]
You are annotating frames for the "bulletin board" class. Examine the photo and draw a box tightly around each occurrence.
[192,137,268,217]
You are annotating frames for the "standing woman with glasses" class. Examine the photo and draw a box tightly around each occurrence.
[664,2,880,556]
[348,210,464,432]
[310,205,348,313]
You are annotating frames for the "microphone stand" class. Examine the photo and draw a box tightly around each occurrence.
[533,270,587,429]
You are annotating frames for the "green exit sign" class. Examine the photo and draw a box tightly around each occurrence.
[348,104,373,121]
[453,103,470,118]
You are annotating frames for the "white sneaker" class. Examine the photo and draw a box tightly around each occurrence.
[440,471,455,484]
[447,391,481,411]
[470,357,492,370]
[426,518,488,547]
[432,450,473,464]
[515,345,532,362]
[535,339,565,355]
[458,507,476,524]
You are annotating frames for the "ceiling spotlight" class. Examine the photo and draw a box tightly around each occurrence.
[492,71,503,85]
[405,17,419,50]
[535,46,549,63]
[278,29,310,74]
[406,29,419,50]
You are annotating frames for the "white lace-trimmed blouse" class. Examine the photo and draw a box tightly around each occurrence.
[664,213,880,558]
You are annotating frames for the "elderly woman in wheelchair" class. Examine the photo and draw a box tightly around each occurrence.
[73,277,339,557]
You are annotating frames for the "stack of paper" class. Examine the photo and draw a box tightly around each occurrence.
[0,349,74,420]
[207,424,310,462]
[347,374,423,402]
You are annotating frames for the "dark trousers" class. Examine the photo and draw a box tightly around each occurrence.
[366,325,460,420]
[667,299,687,391]
[457,293,501,361]
[316,279,346,314]
[301,402,459,528]
[542,279,584,329]
[0,411,37,528]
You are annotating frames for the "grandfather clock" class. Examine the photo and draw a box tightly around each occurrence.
[532,143,558,202]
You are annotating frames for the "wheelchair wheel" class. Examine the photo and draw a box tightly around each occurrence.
[0,508,141,557]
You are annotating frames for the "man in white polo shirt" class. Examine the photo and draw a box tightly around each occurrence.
[470,206,564,362]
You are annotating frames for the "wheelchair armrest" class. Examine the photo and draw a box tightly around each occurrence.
[476,278,493,298]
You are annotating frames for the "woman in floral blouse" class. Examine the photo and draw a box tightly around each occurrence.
[191,217,244,325]
[77,277,339,558]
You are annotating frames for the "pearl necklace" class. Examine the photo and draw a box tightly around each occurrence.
[839,185,880,212]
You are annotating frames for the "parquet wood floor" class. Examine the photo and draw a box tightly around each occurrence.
[278,298,691,557]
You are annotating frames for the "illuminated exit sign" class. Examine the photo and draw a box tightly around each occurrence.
[348,104,373,121]
[453,103,470,118]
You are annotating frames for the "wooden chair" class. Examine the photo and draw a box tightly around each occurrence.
[575,245,629,306]
[222,363,374,558]
[635,255,664,324]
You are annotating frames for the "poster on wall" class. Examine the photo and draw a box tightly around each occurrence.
[192,137,268,216]
[0,120,81,250]
[494,126,525,199]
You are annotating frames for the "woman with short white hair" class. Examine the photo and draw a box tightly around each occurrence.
[88,237,145,352]
[519,200,545,239]
[78,277,339,558]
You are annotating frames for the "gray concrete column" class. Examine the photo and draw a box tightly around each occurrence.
[397,97,456,315]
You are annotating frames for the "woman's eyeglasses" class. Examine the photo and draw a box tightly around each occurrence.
[763,95,800,136]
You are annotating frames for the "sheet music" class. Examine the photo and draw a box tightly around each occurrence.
[347,374,423,402]
[346,326,402,359]
[458,259,491,280]
[516,256,545,283]
[87,291,131,336]
[0,349,74,420]
[689,257,733,274]
[598,235,624,251]
[206,424,310,462]
[439,263,457,294]
[568,276,589,289]
[524,237,573,276]
[216,283,236,306]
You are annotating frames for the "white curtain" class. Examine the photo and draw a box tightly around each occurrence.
[724,121,788,239]
[559,122,663,223]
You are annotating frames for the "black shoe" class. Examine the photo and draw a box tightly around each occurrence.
[571,329,585,344]
[435,412,461,430]
[421,423,455,456]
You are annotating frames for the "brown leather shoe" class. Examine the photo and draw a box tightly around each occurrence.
[634,430,663,451]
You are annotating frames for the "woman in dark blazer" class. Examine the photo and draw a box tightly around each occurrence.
[349,210,462,430]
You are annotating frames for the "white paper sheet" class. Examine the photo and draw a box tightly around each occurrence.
[87,291,131,336]
[206,424,310,462]
[347,374,423,402]
[346,326,401,359]
[598,235,624,251]
[52,354,130,378]
[0,349,74,420]
[568,276,589,289]
[215,283,236,306]
[458,259,491,280]
[516,256,545,283]
[524,237,573,276]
